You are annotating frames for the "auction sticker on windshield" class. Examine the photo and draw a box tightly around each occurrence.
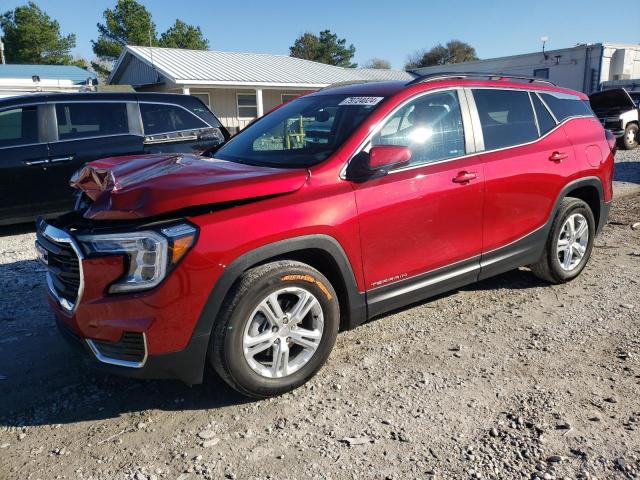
[338,97,384,106]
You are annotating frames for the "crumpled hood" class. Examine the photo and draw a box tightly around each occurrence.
[70,153,309,220]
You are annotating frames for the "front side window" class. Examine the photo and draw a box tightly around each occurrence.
[473,89,538,150]
[140,103,208,135]
[56,103,129,141]
[371,90,466,166]
[539,92,593,121]
[0,106,38,148]
[237,94,258,119]
[215,94,384,168]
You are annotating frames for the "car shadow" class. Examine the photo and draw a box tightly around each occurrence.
[0,259,250,429]
[614,160,640,185]
[0,261,548,428]
[0,222,36,237]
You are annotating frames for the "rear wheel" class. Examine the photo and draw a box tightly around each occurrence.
[530,197,595,284]
[622,123,638,150]
[210,260,339,398]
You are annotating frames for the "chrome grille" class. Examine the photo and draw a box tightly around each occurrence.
[36,221,83,312]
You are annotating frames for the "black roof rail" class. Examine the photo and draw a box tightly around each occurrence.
[405,71,558,87]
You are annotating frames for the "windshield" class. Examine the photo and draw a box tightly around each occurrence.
[214,94,385,168]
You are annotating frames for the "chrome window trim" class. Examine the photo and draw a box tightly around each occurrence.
[51,132,141,144]
[86,334,148,369]
[529,92,541,137]
[40,223,85,315]
[0,141,44,150]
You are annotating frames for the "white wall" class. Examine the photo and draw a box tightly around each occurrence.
[411,44,640,94]
[181,87,312,132]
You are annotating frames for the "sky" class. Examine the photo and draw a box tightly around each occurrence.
[1,0,639,69]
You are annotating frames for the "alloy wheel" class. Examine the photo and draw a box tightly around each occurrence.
[242,287,324,378]
[556,213,589,271]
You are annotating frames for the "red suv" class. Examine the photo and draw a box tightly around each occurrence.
[38,74,614,398]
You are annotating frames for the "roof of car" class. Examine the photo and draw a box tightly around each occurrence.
[312,77,587,99]
[0,91,203,108]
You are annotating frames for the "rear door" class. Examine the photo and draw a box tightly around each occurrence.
[469,88,580,276]
[0,103,51,223]
[46,100,144,211]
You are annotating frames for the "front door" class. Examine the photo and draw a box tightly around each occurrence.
[351,89,484,316]
[0,104,51,224]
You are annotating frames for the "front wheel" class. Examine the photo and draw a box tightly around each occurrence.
[530,197,595,284]
[622,123,638,150]
[210,260,339,398]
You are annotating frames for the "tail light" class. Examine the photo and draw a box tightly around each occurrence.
[605,129,617,154]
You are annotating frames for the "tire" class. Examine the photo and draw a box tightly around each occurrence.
[210,260,339,398]
[622,123,639,150]
[530,197,595,284]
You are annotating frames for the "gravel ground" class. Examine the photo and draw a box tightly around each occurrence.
[1,150,639,480]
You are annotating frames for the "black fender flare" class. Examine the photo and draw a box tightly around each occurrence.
[552,176,607,232]
[192,234,366,340]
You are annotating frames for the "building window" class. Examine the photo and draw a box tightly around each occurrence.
[281,93,299,104]
[237,93,258,119]
[533,68,550,79]
[191,92,210,108]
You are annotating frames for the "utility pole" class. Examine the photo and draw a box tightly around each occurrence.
[0,38,6,64]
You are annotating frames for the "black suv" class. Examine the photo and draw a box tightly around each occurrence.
[0,92,229,225]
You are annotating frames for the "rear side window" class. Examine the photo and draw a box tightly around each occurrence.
[183,97,221,127]
[0,106,38,148]
[56,103,129,140]
[372,90,466,166]
[472,89,538,150]
[539,92,593,121]
[140,103,208,135]
[531,93,556,135]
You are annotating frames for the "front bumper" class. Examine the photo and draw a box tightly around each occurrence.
[55,315,210,384]
[38,218,223,385]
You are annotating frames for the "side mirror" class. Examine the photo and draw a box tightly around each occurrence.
[369,145,412,170]
[345,145,412,182]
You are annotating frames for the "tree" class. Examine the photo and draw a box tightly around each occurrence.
[363,58,391,69]
[405,40,478,69]
[290,30,356,68]
[0,2,80,65]
[92,0,210,76]
[158,20,209,49]
[92,0,157,65]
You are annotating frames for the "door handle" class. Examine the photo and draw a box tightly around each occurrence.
[23,159,49,166]
[549,151,568,163]
[50,156,74,163]
[452,171,479,184]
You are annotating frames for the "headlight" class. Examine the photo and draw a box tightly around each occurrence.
[77,223,197,293]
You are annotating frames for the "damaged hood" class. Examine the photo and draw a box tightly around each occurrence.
[70,153,309,220]
[589,88,637,114]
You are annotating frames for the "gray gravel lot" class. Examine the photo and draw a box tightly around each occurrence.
[0,150,639,480]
